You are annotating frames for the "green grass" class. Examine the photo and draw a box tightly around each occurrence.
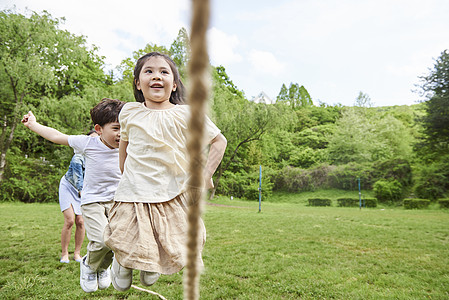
[1,196,448,299]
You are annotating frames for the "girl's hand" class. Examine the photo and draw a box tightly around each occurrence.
[21,111,36,128]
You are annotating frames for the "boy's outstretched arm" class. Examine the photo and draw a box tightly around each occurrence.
[204,133,227,189]
[21,111,69,146]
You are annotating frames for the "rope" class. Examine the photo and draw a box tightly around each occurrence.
[131,285,168,300]
[184,0,210,299]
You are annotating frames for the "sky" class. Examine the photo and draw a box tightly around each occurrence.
[2,0,449,107]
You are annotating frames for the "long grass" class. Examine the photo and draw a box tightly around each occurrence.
[0,194,448,299]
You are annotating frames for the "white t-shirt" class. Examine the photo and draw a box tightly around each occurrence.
[114,102,221,203]
[68,135,121,206]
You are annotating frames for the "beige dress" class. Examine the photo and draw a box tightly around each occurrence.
[104,102,220,274]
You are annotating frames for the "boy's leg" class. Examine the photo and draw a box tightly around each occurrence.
[81,201,114,270]
[80,201,114,292]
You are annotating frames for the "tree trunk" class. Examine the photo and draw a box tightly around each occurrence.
[209,164,224,200]
[0,116,18,183]
[0,92,24,183]
[208,139,248,200]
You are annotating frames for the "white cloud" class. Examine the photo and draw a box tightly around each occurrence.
[4,0,190,69]
[207,27,242,66]
[248,50,285,75]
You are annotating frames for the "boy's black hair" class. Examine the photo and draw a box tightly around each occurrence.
[90,98,125,127]
[133,52,186,104]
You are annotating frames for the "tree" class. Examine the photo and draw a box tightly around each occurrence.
[354,91,374,108]
[0,9,108,182]
[326,107,413,164]
[210,66,274,199]
[169,28,190,81]
[275,82,312,109]
[276,84,288,104]
[118,28,191,84]
[418,50,449,156]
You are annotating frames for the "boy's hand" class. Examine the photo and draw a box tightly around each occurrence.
[21,111,36,128]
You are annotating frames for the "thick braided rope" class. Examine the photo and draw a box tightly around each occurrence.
[184,0,210,299]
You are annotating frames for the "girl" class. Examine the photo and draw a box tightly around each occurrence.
[59,130,97,263]
[104,52,227,291]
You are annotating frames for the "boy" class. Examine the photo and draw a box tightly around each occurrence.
[22,98,124,293]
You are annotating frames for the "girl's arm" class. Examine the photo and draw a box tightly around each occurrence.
[21,111,69,146]
[119,140,128,174]
[204,133,227,189]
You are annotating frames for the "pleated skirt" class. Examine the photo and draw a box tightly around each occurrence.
[104,194,206,274]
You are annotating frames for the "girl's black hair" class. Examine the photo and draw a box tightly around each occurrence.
[133,52,186,104]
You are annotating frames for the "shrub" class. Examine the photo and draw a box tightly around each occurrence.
[372,158,413,188]
[403,199,430,209]
[373,179,403,203]
[413,161,449,200]
[326,163,374,190]
[337,198,359,207]
[308,198,332,206]
[336,197,377,208]
[438,199,449,209]
[217,169,273,200]
[272,164,335,192]
[0,153,63,203]
[364,198,378,208]
[272,166,315,192]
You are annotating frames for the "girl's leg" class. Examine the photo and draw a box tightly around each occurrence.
[61,206,75,262]
[74,214,85,261]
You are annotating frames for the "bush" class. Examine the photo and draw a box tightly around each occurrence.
[217,169,273,200]
[364,198,378,208]
[308,198,332,206]
[336,197,377,208]
[272,166,315,192]
[337,198,359,207]
[413,160,449,201]
[0,153,64,203]
[438,199,449,209]
[372,158,413,189]
[326,163,374,190]
[272,164,335,192]
[403,199,430,209]
[373,179,403,203]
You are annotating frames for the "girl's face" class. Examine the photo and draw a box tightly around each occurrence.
[136,56,177,109]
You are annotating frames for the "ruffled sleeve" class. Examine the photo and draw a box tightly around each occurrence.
[119,102,140,142]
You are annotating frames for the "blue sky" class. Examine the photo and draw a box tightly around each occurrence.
[3,0,449,106]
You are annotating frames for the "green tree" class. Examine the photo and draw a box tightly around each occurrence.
[327,107,412,164]
[169,28,190,80]
[118,28,190,84]
[276,84,288,103]
[0,9,108,182]
[210,66,274,198]
[418,50,449,156]
[276,83,312,108]
[354,91,374,107]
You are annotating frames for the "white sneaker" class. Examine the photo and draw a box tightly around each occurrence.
[110,258,132,291]
[97,266,111,290]
[140,270,160,286]
[80,256,98,293]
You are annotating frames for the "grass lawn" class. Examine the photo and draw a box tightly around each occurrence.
[0,193,448,299]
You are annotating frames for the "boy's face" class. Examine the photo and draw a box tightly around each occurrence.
[95,122,120,149]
